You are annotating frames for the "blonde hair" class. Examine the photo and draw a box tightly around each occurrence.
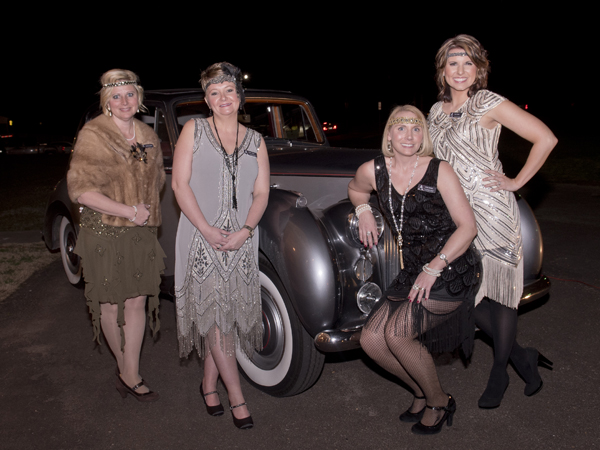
[435,34,490,102]
[99,69,146,116]
[381,105,433,157]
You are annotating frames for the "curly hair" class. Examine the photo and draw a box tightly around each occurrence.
[435,34,490,102]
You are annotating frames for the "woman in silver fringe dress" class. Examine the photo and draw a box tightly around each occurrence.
[428,34,557,409]
[172,62,269,429]
[349,105,480,435]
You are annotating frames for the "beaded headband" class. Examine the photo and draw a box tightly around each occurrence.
[102,80,137,88]
[388,116,424,127]
[447,51,468,57]
[201,74,236,91]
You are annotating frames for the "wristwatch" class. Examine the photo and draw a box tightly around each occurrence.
[242,225,254,238]
[437,252,449,267]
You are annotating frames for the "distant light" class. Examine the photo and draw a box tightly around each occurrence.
[525,104,528,110]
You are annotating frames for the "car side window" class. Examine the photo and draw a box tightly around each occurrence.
[239,103,276,138]
[137,106,172,159]
[281,104,318,143]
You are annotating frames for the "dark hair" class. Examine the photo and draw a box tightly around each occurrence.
[435,34,490,102]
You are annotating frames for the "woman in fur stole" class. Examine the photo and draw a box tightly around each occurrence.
[67,69,165,401]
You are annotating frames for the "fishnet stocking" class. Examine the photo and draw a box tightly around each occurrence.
[361,298,463,425]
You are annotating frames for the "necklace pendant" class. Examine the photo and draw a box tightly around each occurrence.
[399,249,404,270]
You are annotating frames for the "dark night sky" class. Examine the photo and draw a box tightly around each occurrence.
[1,11,585,140]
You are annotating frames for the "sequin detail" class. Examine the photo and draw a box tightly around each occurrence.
[429,90,523,308]
[175,119,262,360]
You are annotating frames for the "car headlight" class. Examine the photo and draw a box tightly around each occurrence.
[356,282,382,314]
[346,206,384,247]
[354,253,373,281]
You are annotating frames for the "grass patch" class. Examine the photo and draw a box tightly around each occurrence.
[0,242,60,302]
[0,154,69,231]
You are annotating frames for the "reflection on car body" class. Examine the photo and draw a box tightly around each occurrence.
[43,89,550,397]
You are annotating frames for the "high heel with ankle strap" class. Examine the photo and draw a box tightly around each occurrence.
[115,375,159,402]
[399,395,426,423]
[230,402,254,429]
[200,383,224,416]
[411,394,456,435]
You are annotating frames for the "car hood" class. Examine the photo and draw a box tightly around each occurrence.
[268,147,379,177]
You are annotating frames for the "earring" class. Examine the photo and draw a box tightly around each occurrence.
[108,106,112,117]
[387,141,391,151]
[209,108,213,116]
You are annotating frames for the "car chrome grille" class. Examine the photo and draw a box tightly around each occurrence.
[380,223,399,290]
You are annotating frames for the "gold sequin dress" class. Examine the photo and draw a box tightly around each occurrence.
[428,90,523,309]
[175,119,263,359]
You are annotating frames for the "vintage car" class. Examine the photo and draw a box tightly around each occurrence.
[43,89,550,397]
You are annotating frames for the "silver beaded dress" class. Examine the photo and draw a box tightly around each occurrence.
[175,118,262,359]
[428,90,523,309]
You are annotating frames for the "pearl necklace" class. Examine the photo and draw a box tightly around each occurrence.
[388,155,419,270]
[125,124,136,141]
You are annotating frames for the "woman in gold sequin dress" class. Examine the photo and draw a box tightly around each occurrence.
[428,35,557,409]
[67,69,166,402]
[173,62,270,429]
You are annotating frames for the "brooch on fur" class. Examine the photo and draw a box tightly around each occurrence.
[130,143,148,164]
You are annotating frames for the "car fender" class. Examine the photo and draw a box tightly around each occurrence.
[258,189,339,337]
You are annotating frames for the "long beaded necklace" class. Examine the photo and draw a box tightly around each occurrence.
[213,119,240,210]
[388,155,419,270]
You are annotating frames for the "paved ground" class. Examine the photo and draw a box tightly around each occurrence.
[1,183,599,449]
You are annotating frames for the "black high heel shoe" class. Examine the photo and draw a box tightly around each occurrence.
[399,396,426,423]
[115,375,159,402]
[411,394,456,435]
[521,347,553,397]
[478,369,509,409]
[200,383,224,416]
[230,402,254,429]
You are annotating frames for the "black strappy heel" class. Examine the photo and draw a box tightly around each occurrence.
[200,383,224,416]
[230,402,254,429]
[411,394,456,435]
[399,395,426,423]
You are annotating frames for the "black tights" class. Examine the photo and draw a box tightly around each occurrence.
[473,298,530,393]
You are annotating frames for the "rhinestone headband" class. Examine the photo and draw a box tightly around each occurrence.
[448,52,468,57]
[388,116,424,127]
[103,80,137,88]
[202,74,236,91]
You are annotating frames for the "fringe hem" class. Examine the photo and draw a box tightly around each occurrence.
[475,256,523,309]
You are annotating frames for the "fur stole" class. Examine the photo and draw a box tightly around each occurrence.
[67,114,165,227]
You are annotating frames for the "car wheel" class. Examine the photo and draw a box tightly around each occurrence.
[59,216,82,285]
[237,256,325,397]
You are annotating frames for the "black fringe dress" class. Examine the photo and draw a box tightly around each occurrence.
[364,156,482,357]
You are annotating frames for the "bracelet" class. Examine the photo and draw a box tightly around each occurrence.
[129,205,137,222]
[437,252,449,267]
[355,203,372,218]
[422,263,442,277]
[242,225,254,239]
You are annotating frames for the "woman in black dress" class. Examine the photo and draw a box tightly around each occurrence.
[349,105,480,435]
